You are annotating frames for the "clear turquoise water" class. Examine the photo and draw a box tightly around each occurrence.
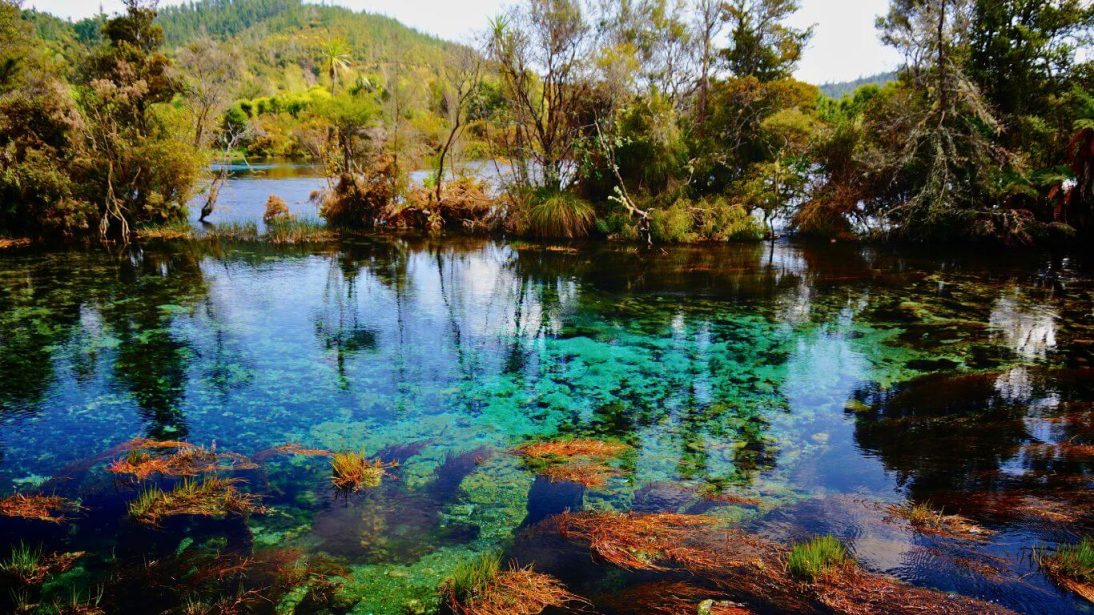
[0,236,1091,613]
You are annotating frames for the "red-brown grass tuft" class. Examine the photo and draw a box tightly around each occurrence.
[542,461,620,488]
[513,439,630,460]
[107,441,258,481]
[128,477,268,525]
[447,566,584,615]
[0,494,81,523]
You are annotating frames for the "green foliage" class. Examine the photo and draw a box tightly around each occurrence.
[786,535,847,581]
[649,197,762,243]
[722,0,812,81]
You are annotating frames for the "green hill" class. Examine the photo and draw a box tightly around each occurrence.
[818,71,897,99]
[157,0,460,94]
[24,0,462,96]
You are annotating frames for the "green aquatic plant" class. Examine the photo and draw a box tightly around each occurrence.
[127,477,266,525]
[1037,536,1094,602]
[330,450,395,492]
[0,542,84,585]
[448,551,502,601]
[0,542,41,582]
[787,535,847,581]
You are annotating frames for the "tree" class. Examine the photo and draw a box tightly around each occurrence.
[176,37,243,148]
[721,0,812,81]
[434,47,483,202]
[321,37,352,96]
[867,0,1020,241]
[693,0,723,125]
[79,0,201,238]
[488,0,597,192]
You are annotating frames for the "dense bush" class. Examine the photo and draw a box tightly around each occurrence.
[649,197,762,243]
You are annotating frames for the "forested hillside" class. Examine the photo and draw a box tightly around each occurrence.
[819,71,897,99]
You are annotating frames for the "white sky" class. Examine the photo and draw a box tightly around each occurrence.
[28,0,902,84]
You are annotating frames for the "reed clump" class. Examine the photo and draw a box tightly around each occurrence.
[514,438,629,460]
[127,477,267,525]
[107,440,257,481]
[786,535,847,581]
[1036,536,1094,602]
[443,556,582,615]
[0,542,85,585]
[550,511,718,571]
[0,493,81,523]
[330,451,396,492]
[262,195,293,223]
[887,502,991,539]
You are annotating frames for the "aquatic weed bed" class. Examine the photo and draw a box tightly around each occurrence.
[0,238,1091,613]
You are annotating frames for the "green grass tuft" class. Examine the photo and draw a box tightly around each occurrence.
[527,192,595,239]
[787,535,848,581]
[1049,536,1094,583]
[0,542,41,579]
[449,551,501,600]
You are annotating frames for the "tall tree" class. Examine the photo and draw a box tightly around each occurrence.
[721,0,812,81]
[488,0,596,192]
[176,37,243,148]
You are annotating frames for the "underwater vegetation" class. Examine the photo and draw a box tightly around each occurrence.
[885,501,991,540]
[514,438,631,489]
[330,450,397,492]
[0,494,81,523]
[1037,537,1094,602]
[0,542,84,586]
[127,477,267,525]
[540,510,1017,614]
[443,552,582,615]
[0,240,1093,613]
[107,439,257,481]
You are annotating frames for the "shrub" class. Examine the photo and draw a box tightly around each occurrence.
[316,154,399,228]
[787,535,848,581]
[401,176,496,232]
[262,195,293,223]
[525,191,595,239]
[649,197,762,243]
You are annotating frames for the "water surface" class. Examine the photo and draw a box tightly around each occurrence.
[0,236,1091,613]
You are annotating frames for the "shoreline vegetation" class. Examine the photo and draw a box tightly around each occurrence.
[1,0,1091,249]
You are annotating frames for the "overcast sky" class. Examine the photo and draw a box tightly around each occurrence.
[28,0,902,84]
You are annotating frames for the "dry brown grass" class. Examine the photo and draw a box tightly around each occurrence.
[448,566,583,615]
[330,451,396,492]
[107,441,258,481]
[550,511,720,571]
[547,510,1015,614]
[263,195,293,223]
[815,563,1015,614]
[514,439,630,460]
[542,461,620,488]
[0,494,81,523]
[886,502,992,539]
[597,581,752,615]
[128,477,268,525]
